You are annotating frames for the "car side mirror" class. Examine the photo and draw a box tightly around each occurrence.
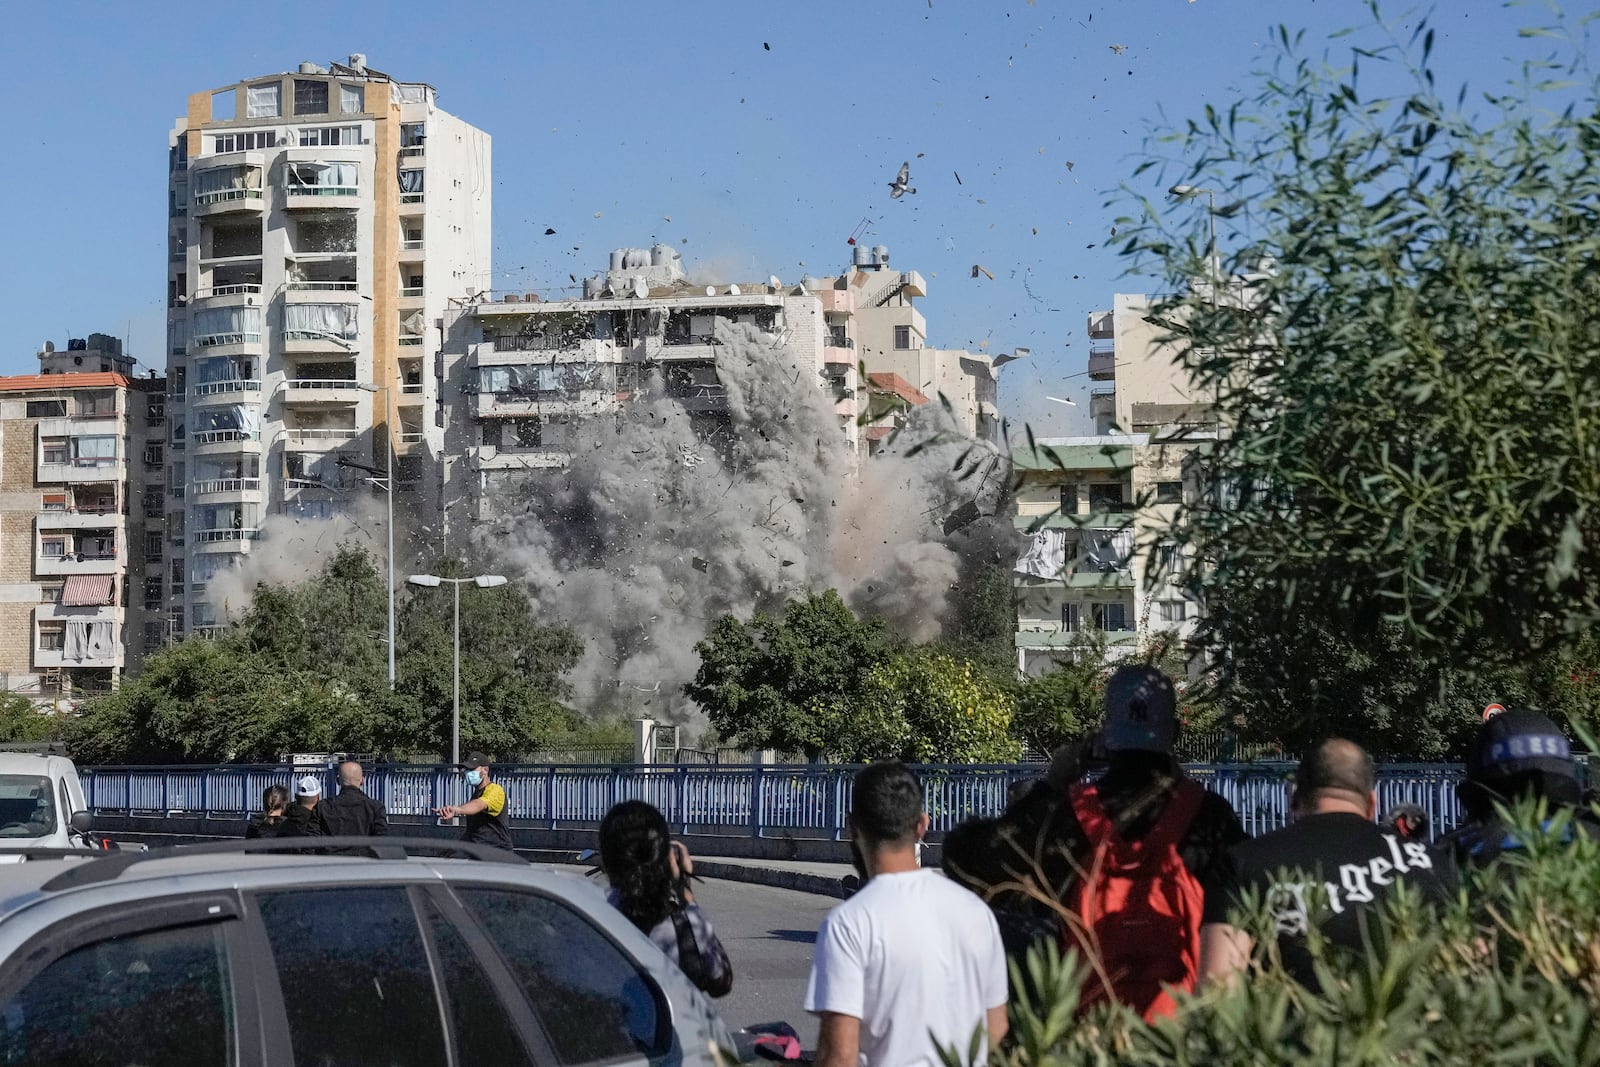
[69,811,93,834]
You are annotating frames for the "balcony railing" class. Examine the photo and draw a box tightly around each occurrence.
[400,193,424,204]
[396,336,423,346]
[39,505,119,517]
[191,430,260,446]
[192,479,262,495]
[399,145,425,159]
[285,379,360,392]
[194,529,261,543]
[285,186,359,199]
[192,332,262,348]
[401,382,424,394]
[194,188,263,207]
[193,284,263,299]
[42,551,118,563]
[287,428,358,445]
[399,432,424,445]
[285,281,359,292]
[399,286,424,298]
[190,379,262,397]
[402,239,424,251]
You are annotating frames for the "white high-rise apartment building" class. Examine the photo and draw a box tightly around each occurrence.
[163,56,490,636]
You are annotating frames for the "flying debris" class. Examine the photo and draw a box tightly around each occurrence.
[954,171,963,185]
[971,264,994,280]
[544,227,557,235]
[942,500,984,535]
[1109,43,1128,54]
[1046,396,1077,406]
[888,162,916,199]
[763,41,771,50]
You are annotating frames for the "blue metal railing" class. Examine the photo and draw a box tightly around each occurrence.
[80,762,1469,840]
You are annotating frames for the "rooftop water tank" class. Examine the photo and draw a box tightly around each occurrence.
[623,248,650,270]
[852,245,872,268]
[871,245,890,266]
[609,250,626,273]
[651,243,673,267]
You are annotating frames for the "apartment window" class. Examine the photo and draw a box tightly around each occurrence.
[245,82,281,119]
[41,493,66,512]
[39,584,63,605]
[1155,543,1186,576]
[398,169,425,198]
[144,578,163,610]
[77,393,117,417]
[294,79,330,115]
[400,122,426,148]
[1058,483,1079,514]
[339,84,364,114]
[1093,603,1130,631]
[1158,600,1188,624]
[1088,483,1126,513]
[41,439,67,465]
[1061,603,1081,633]
[298,125,362,147]
[38,623,64,652]
[212,131,276,153]
[893,326,912,350]
[1154,480,1183,505]
[144,445,163,469]
[146,532,164,558]
[40,538,66,559]
[480,423,500,447]
[511,419,541,448]
[26,400,65,419]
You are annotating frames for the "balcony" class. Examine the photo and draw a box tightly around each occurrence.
[194,529,261,552]
[399,239,425,264]
[285,281,361,301]
[190,284,264,309]
[399,285,424,300]
[192,181,264,219]
[190,430,262,454]
[396,431,425,451]
[37,460,125,485]
[285,428,359,449]
[36,550,120,577]
[823,340,855,368]
[191,478,263,501]
[282,334,359,356]
[37,508,124,531]
[283,168,362,211]
[1087,350,1117,380]
[188,379,263,404]
[1089,392,1116,421]
[476,447,571,471]
[1087,310,1115,339]
[398,144,426,167]
[283,379,363,405]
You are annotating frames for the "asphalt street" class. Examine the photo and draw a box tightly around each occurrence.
[692,876,836,1048]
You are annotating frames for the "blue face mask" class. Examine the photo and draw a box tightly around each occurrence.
[465,770,483,788]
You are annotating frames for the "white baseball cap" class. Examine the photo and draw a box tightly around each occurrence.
[295,775,323,798]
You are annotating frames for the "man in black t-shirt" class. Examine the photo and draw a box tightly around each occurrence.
[1199,739,1445,988]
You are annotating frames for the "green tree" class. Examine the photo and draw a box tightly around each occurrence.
[685,590,900,759]
[1119,6,1600,734]
[0,694,67,745]
[1012,633,1107,756]
[859,648,1021,764]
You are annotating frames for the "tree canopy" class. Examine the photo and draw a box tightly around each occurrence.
[68,547,585,763]
[1117,7,1600,747]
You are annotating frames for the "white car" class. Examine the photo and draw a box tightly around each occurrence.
[0,837,739,1065]
[0,747,95,853]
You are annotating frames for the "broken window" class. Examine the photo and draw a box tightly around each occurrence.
[245,83,280,119]
[294,80,329,115]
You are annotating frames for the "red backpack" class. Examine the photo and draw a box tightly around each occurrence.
[1061,779,1206,1021]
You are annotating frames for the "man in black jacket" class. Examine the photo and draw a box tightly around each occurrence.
[282,776,327,837]
[319,761,389,838]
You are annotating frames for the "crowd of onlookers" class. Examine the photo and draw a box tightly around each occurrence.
[238,671,1596,1067]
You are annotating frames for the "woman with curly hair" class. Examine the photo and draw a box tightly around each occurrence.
[598,799,733,997]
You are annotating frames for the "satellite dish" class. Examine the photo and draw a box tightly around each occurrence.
[632,276,648,299]
[768,275,781,290]
[728,284,741,296]
[705,286,716,297]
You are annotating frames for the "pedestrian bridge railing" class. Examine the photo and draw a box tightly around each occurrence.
[80,762,1469,840]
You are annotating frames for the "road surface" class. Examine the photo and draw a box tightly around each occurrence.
[693,876,836,1047]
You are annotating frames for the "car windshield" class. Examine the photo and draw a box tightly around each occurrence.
[0,776,55,837]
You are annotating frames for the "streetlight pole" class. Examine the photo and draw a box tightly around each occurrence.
[406,573,507,766]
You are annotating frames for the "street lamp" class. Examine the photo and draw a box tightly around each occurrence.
[357,382,396,690]
[407,573,508,767]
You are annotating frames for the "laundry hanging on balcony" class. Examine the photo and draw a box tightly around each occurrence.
[192,306,263,344]
[1014,529,1068,579]
[1081,530,1135,574]
[396,169,425,195]
[64,621,114,663]
[61,575,114,607]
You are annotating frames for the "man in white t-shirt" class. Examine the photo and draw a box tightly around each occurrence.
[805,762,1008,1067]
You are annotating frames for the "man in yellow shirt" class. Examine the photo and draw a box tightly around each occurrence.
[436,753,513,852]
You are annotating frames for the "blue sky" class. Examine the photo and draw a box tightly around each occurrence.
[0,0,1554,435]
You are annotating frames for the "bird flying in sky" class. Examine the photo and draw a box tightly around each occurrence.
[889,162,916,199]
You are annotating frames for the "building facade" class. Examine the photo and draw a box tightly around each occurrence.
[0,337,166,700]
[164,56,489,635]
[439,246,834,531]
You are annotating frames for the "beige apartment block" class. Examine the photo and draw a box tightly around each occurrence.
[0,337,166,702]
[164,55,490,636]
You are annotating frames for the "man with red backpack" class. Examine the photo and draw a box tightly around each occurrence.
[945,664,1244,1021]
